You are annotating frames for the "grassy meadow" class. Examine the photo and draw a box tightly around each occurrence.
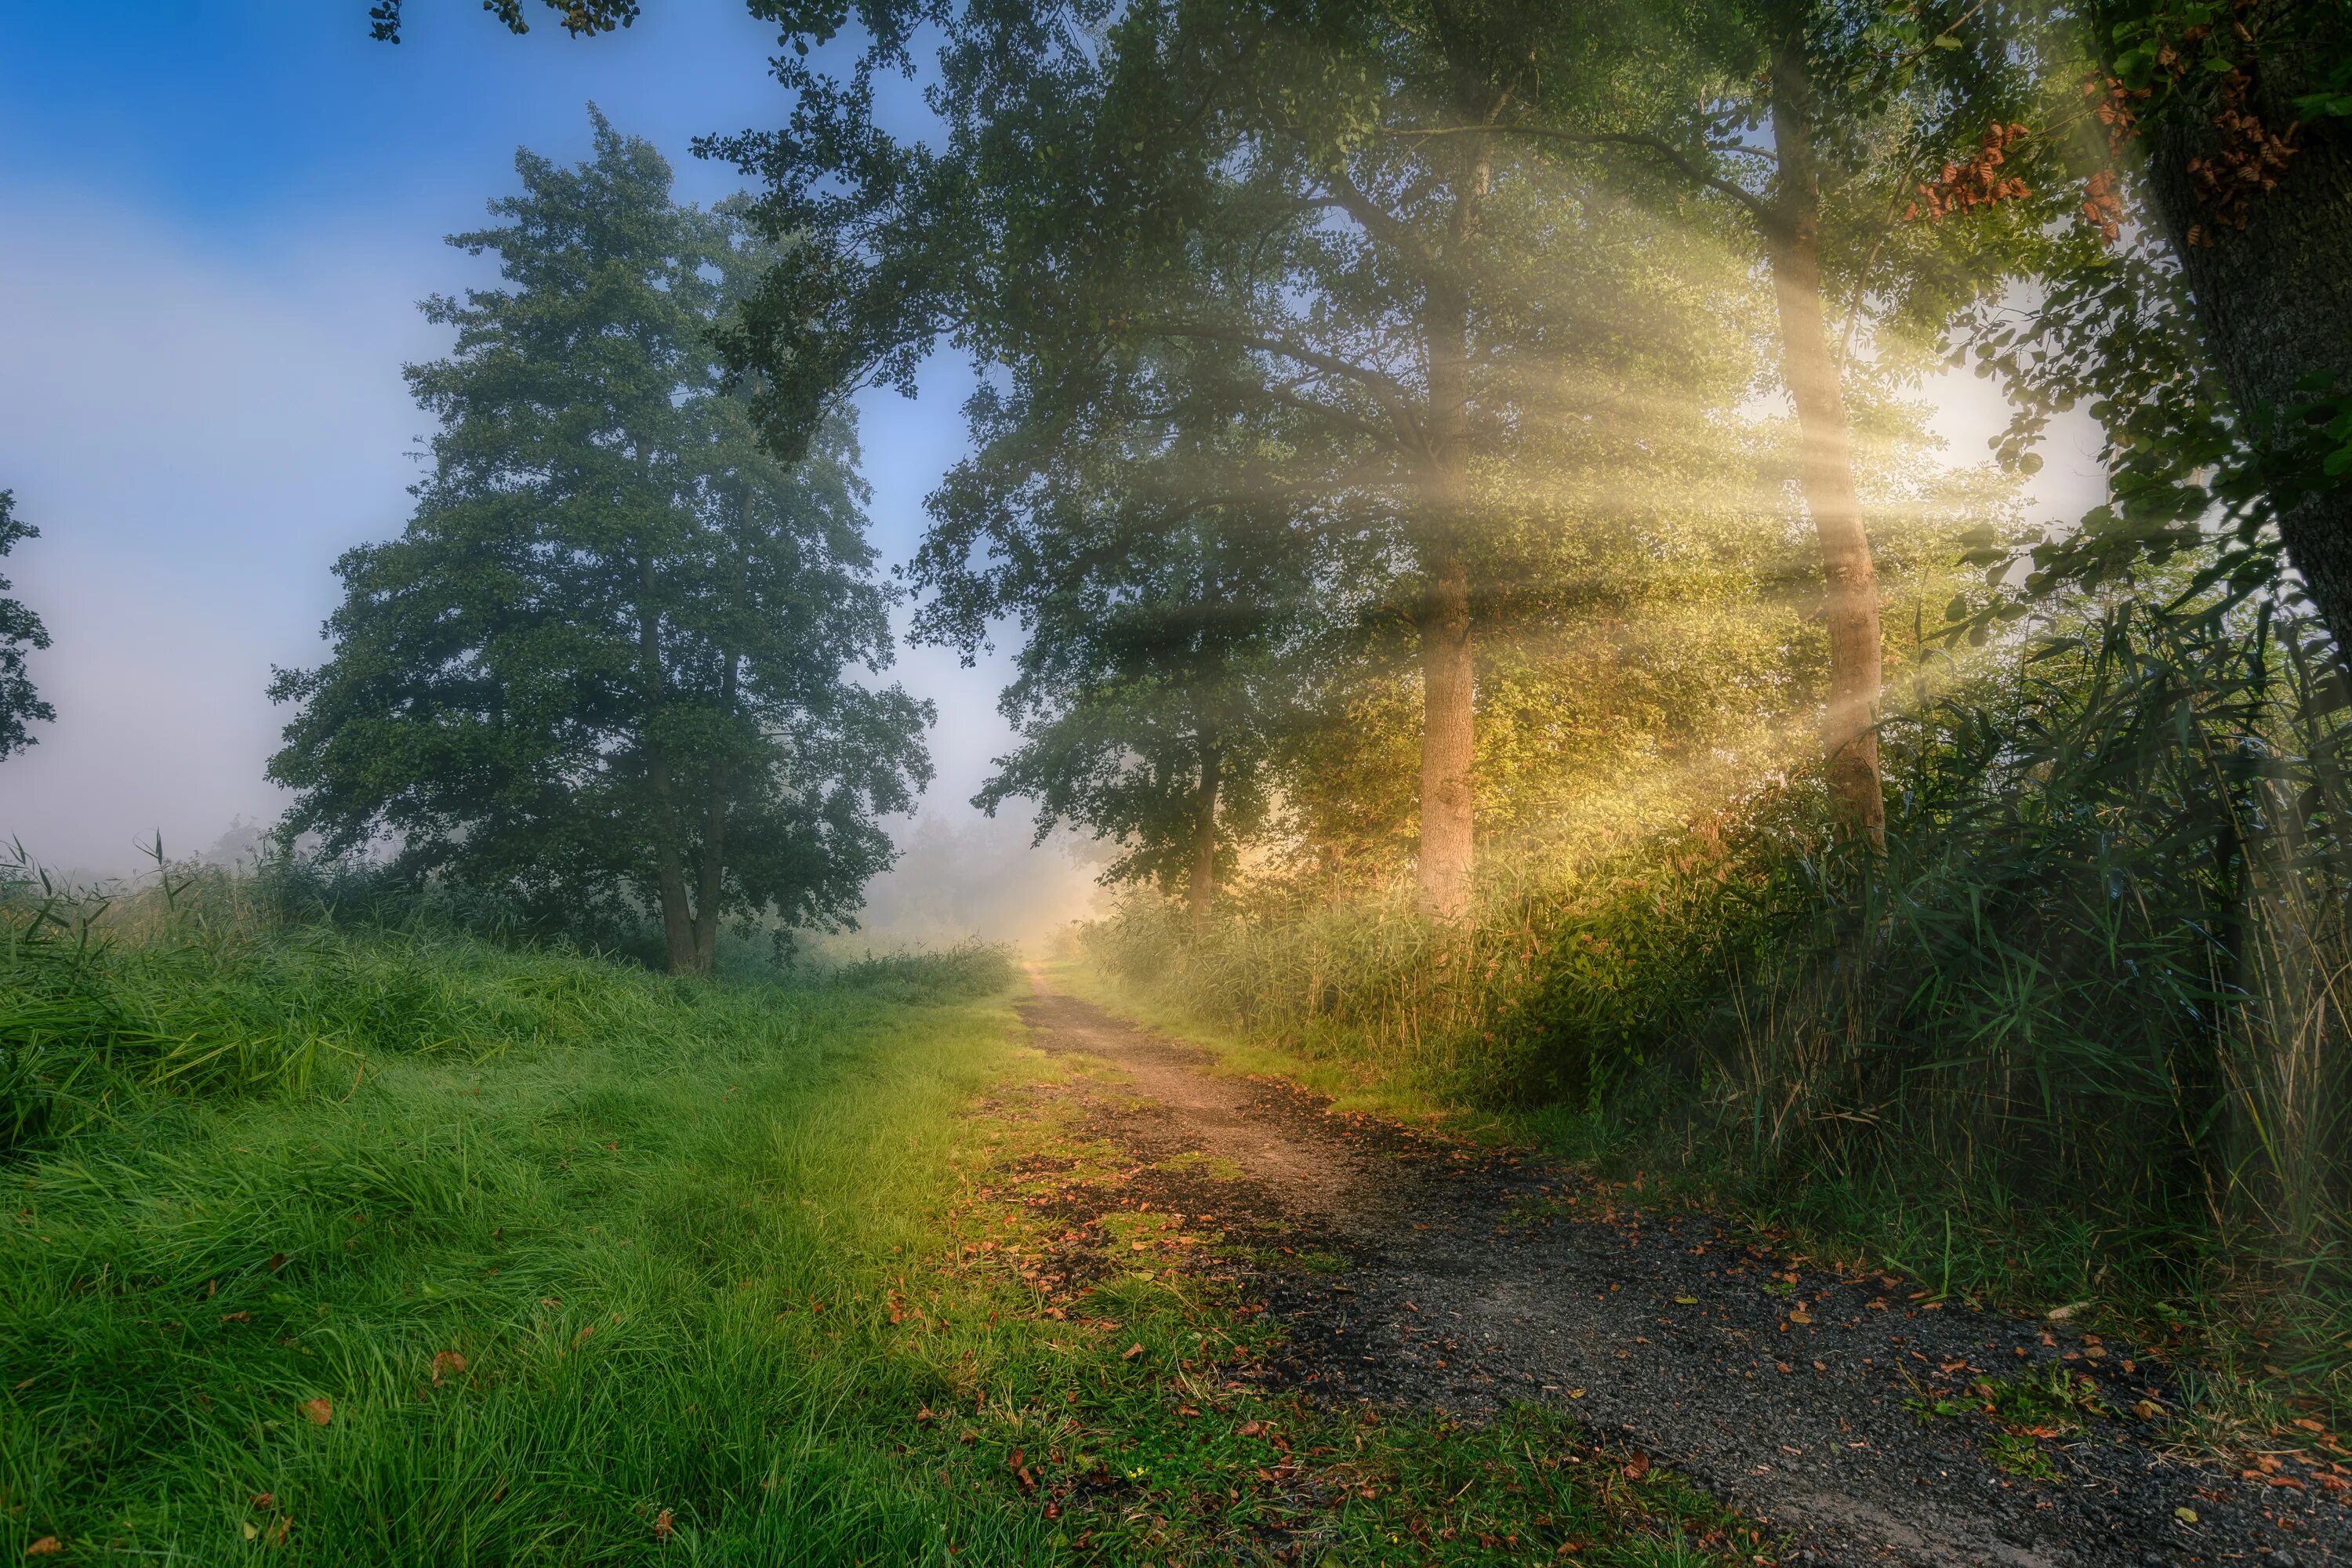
[1,877,1764,1565]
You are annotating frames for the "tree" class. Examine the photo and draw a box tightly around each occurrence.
[269,113,931,974]
[1458,0,2051,846]
[0,491,54,761]
[714,0,1758,917]
[912,343,1327,931]
[1910,2,2352,664]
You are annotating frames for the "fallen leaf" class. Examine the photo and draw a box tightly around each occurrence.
[1567,1387,1586,1399]
[220,1311,252,1324]
[242,1523,260,1541]
[267,1252,288,1273]
[1623,1452,1650,1481]
[1122,1344,1144,1360]
[25,1541,61,1558]
[2174,1506,2198,1524]
[431,1351,467,1386]
[653,1508,674,1543]
[250,1494,275,1508]
[299,1396,332,1426]
[1673,1296,1698,1305]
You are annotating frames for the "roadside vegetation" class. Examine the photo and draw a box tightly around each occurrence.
[1083,590,2352,1434]
[1,868,1766,1564]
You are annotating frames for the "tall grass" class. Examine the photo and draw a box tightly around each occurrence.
[2,870,1755,1563]
[1088,598,2352,1400]
[0,853,1013,1156]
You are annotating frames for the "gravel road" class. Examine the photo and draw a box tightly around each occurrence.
[1018,979,2351,1568]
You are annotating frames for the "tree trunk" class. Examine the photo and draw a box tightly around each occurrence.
[1767,31,1886,849]
[637,549,707,976]
[1415,549,1477,919]
[686,645,740,976]
[1185,742,1221,936]
[2142,67,2352,659]
[1414,144,1486,920]
[650,796,702,975]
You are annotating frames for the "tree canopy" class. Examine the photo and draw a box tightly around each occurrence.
[268,113,931,972]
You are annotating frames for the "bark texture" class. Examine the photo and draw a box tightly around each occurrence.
[2143,65,2352,659]
[1186,745,1221,936]
[1768,30,1886,849]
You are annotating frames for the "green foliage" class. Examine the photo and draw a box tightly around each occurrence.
[267,113,930,974]
[912,346,1325,899]
[1091,582,2352,1402]
[0,491,53,761]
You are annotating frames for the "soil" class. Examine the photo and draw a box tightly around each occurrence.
[1015,976,2352,1568]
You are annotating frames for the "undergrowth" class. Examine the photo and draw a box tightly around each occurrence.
[1083,597,2352,1431]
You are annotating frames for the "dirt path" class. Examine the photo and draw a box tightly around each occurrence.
[1017,975,2350,1568]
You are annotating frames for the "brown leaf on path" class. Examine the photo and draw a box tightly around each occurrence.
[220,1311,252,1324]
[1122,1343,1144,1359]
[250,1493,275,1508]
[24,1540,62,1558]
[1622,1451,1650,1481]
[299,1396,333,1426]
[652,1508,674,1543]
[431,1350,467,1386]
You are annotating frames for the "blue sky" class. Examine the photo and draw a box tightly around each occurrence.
[0,0,1072,920]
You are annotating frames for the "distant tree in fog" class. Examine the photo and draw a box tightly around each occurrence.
[269,114,931,975]
[0,491,54,762]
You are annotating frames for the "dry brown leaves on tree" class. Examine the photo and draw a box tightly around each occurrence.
[1905,122,2032,224]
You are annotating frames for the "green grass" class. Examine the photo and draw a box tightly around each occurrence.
[0,920,1770,1564]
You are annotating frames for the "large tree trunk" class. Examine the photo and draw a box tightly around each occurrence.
[1414,147,1485,920]
[1415,549,1477,919]
[1185,742,1221,936]
[2141,66,2352,658]
[650,808,702,975]
[1767,31,1886,849]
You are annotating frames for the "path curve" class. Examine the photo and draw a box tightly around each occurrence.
[1018,972,2350,1568]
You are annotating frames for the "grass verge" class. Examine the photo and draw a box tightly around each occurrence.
[3,929,1772,1564]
